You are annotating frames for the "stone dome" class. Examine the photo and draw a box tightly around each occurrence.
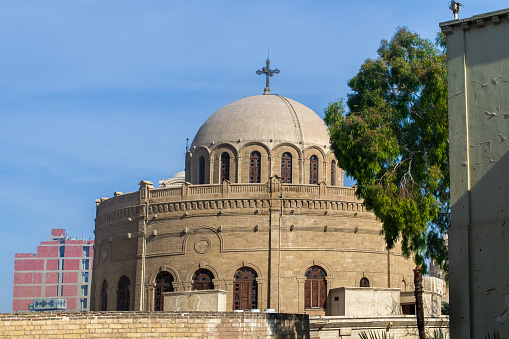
[158,170,185,188]
[191,95,330,150]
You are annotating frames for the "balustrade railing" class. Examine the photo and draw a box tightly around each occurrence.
[98,181,358,216]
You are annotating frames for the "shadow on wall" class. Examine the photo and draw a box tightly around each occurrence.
[450,151,509,337]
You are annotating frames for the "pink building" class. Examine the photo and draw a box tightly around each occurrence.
[13,229,94,312]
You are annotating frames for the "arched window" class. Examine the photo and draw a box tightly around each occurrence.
[360,277,370,287]
[117,276,130,311]
[281,152,292,183]
[233,267,258,310]
[101,280,108,311]
[304,266,327,309]
[192,269,214,290]
[220,153,230,182]
[199,156,205,184]
[154,271,174,311]
[310,155,318,184]
[331,160,336,186]
[249,151,261,183]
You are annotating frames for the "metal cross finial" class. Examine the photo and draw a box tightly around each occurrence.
[256,57,280,95]
[186,138,189,152]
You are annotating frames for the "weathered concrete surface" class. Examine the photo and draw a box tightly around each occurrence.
[440,7,509,338]
[400,291,442,317]
[163,289,227,312]
[328,287,401,317]
[310,316,449,339]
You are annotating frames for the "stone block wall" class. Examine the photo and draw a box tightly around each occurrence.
[0,311,309,338]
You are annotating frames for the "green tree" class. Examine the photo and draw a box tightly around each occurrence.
[325,27,449,339]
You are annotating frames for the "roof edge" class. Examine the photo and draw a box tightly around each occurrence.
[439,8,509,31]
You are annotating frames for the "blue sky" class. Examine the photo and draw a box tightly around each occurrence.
[0,1,506,312]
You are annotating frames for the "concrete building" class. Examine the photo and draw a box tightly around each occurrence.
[90,73,420,314]
[13,229,94,312]
[440,8,509,338]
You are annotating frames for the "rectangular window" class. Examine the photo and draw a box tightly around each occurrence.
[82,272,89,283]
[81,285,88,296]
[59,246,65,257]
[83,246,90,257]
[82,259,89,270]
[81,298,88,310]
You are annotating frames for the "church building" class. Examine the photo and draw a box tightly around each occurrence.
[90,59,415,314]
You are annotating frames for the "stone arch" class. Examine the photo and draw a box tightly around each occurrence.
[182,226,224,254]
[354,273,374,287]
[303,145,326,159]
[304,146,326,184]
[227,261,263,279]
[303,265,328,309]
[190,146,211,185]
[185,263,221,283]
[210,143,239,183]
[148,265,181,286]
[298,260,334,279]
[325,151,343,187]
[272,142,303,158]
[232,267,259,310]
[273,143,303,184]
[100,279,108,311]
[239,142,272,183]
[116,275,131,311]
[239,141,272,157]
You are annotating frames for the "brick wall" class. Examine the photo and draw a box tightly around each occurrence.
[0,311,309,338]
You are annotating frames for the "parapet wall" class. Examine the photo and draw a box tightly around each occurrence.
[310,316,450,339]
[95,180,363,226]
[0,311,309,338]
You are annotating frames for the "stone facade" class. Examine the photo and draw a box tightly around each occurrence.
[91,94,415,314]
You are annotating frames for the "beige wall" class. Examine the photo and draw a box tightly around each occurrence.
[0,312,309,338]
[440,8,509,338]
[329,287,401,317]
[163,290,227,312]
[310,316,449,339]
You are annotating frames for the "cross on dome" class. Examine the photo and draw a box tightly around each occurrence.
[256,58,280,95]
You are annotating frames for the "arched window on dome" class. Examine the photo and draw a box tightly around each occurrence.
[281,152,292,183]
[199,156,206,184]
[360,277,370,287]
[220,153,230,182]
[310,155,319,184]
[101,280,108,311]
[249,151,261,183]
[154,271,174,311]
[331,160,336,186]
[192,269,214,290]
[233,267,258,310]
[304,266,327,309]
[117,276,130,311]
